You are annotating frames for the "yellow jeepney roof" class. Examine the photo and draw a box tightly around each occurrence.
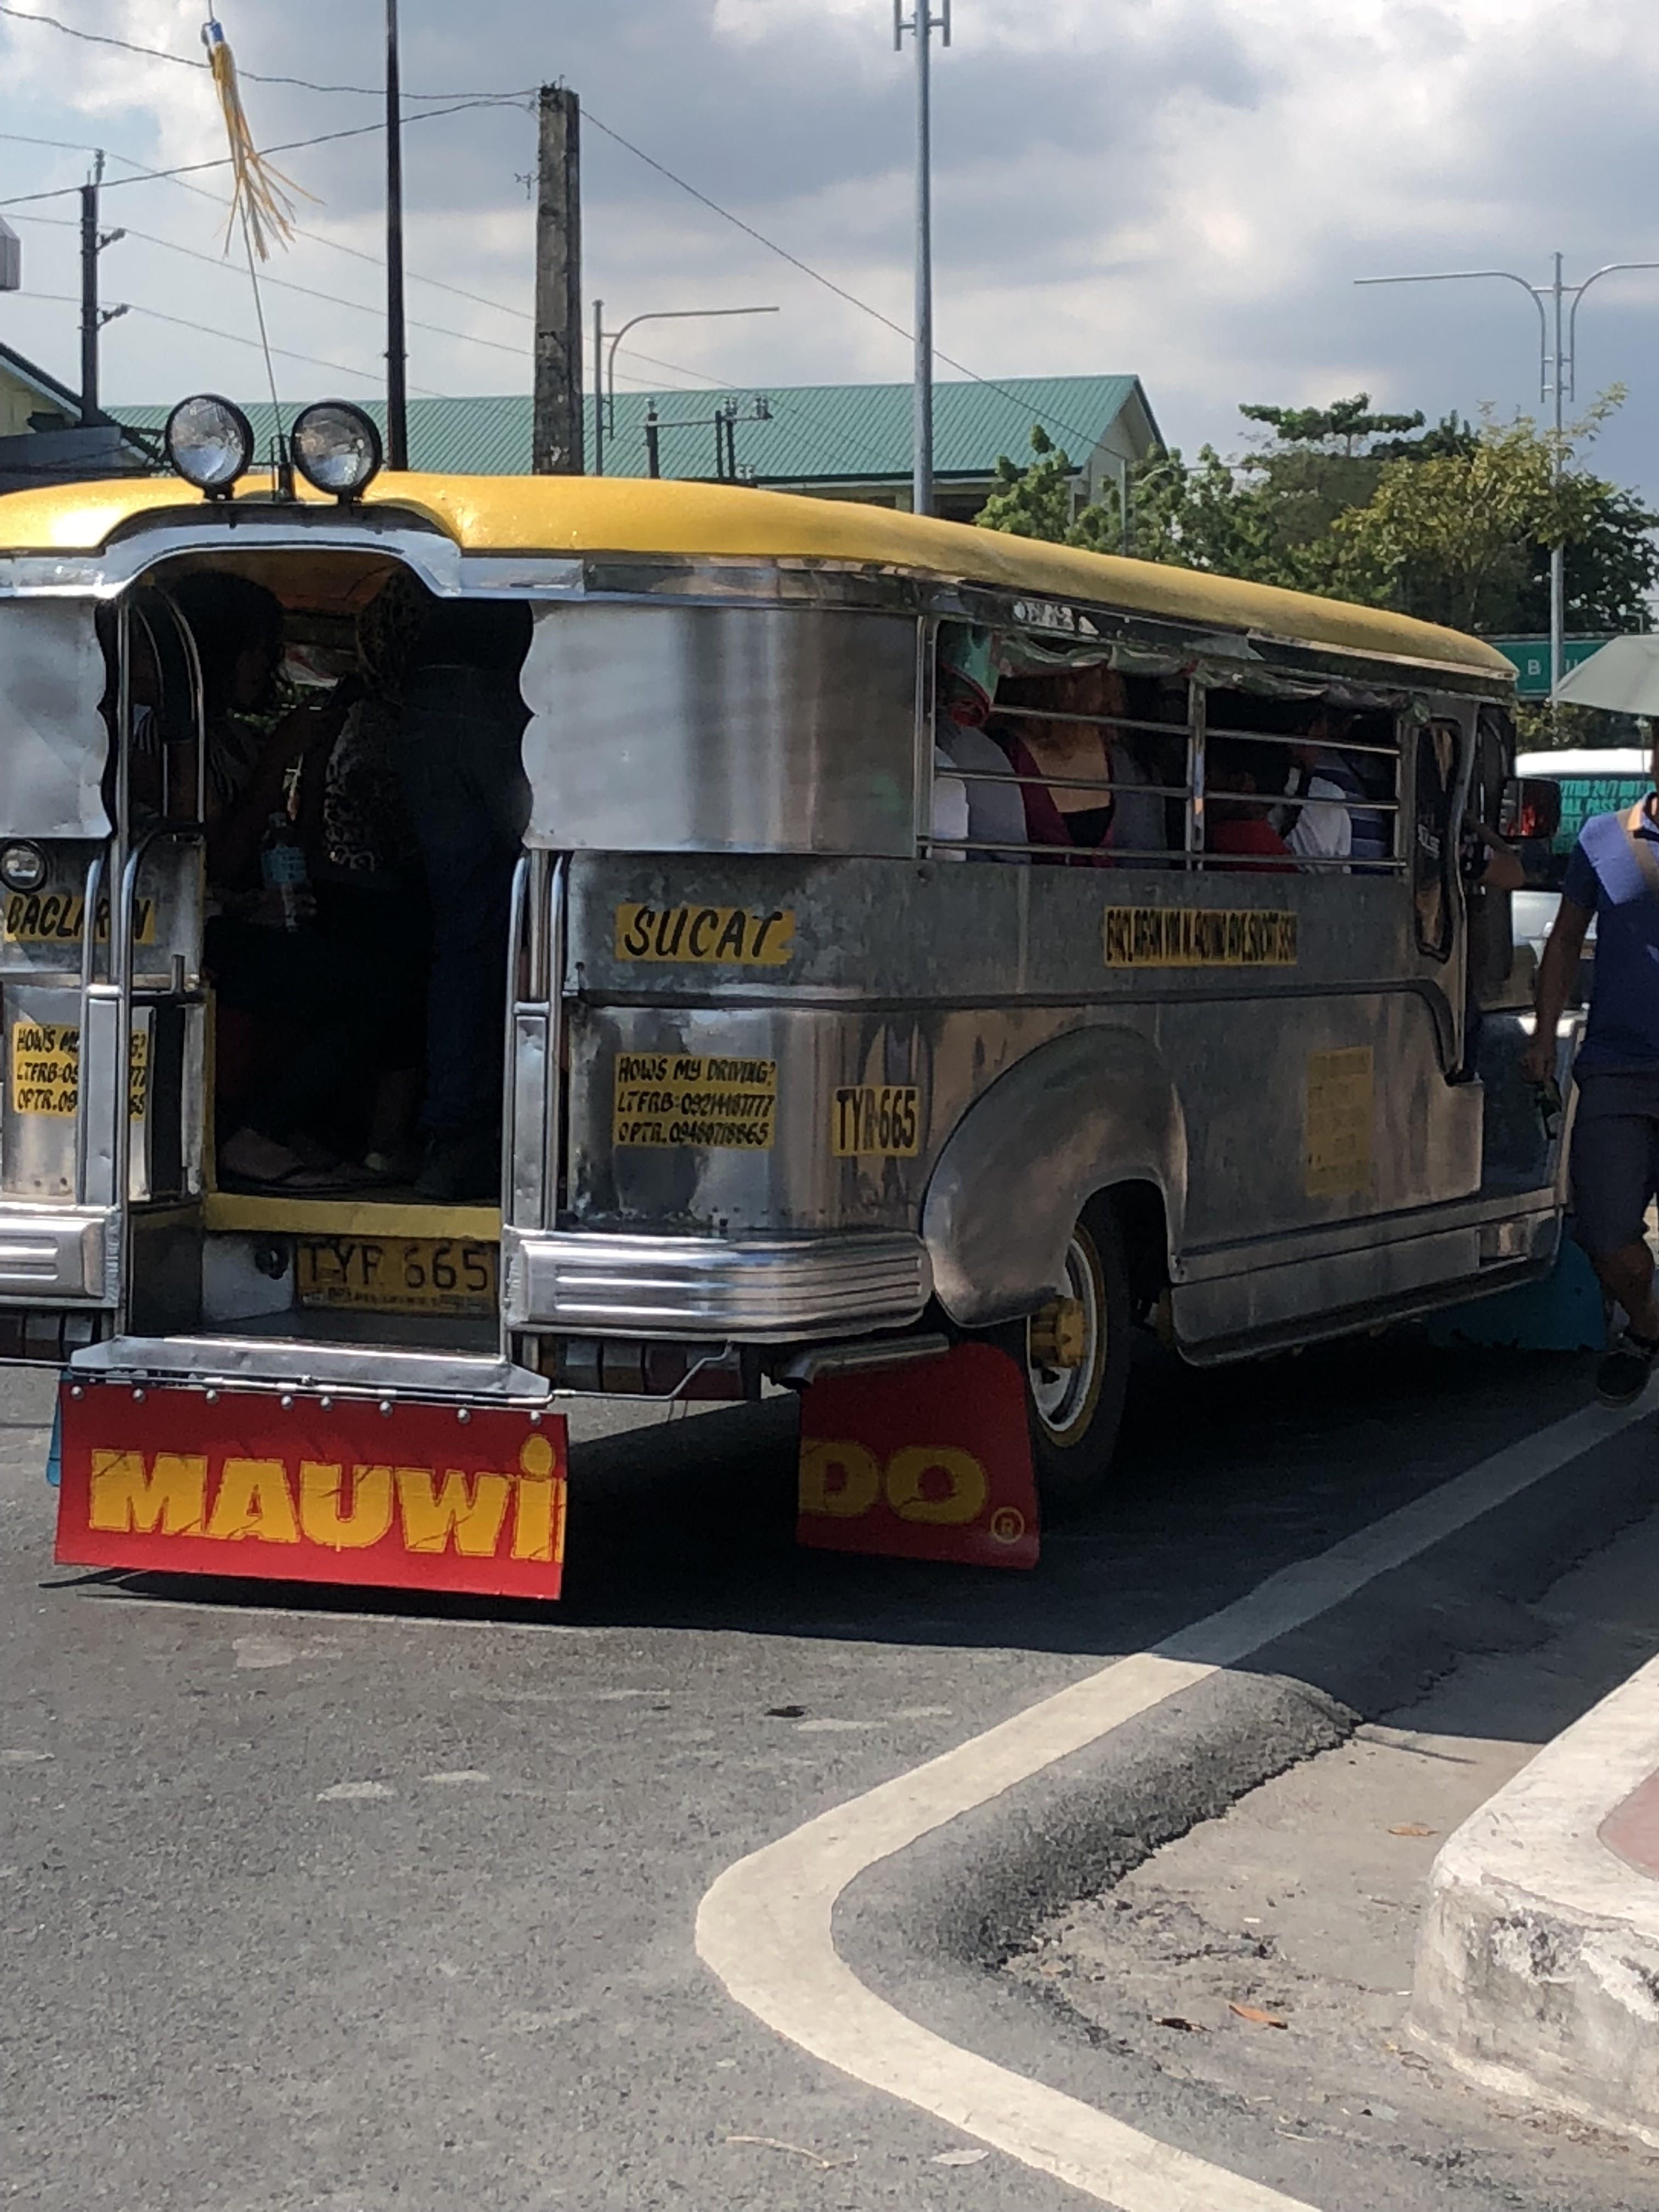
[0,470,1514,680]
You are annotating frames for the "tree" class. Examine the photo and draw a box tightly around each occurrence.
[1332,398,1659,634]
[974,423,1080,543]
[979,394,1657,641]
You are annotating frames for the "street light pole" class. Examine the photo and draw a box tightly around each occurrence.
[894,0,950,517]
[1357,253,1659,703]
[384,0,408,470]
[598,306,778,475]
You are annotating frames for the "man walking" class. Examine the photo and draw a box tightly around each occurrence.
[1523,742,1659,1403]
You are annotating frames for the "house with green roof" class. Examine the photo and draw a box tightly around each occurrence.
[122,373,1159,524]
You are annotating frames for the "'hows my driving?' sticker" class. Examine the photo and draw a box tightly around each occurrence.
[613,1054,776,1149]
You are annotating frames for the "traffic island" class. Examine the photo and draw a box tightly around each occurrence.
[1410,1646,1659,2147]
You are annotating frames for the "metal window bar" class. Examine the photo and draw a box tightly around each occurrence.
[925,836,1403,869]
[1203,721,1402,761]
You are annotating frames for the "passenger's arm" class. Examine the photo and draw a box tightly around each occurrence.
[206,695,349,890]
[1520,894,1592,1084]
[1468,821,1526,892]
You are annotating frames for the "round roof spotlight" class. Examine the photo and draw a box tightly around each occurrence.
[0,842,46,894]
[290,400,383,501]
[163,393,255,498]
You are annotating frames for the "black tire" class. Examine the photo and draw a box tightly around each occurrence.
[998,1197,1133,1516]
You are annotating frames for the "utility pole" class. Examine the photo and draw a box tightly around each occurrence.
[385,0,408,469]
[78,152,125,425]
[894,0,950,517]
[533,84,583,475]
[1357,252,1659,703]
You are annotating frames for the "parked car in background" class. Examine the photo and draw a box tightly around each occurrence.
[1513,748,1653,997]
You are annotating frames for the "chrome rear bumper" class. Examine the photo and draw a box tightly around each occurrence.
[503,1228,933,1340]
[0,1204,116,1304]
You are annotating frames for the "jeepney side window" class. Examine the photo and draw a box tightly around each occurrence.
[943,644,1186,866]
[1413,719,1462,961]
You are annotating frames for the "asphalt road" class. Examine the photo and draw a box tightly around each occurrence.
[0,1329,1650,2212]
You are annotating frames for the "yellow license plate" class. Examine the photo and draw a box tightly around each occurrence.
[295,1237,498,1317]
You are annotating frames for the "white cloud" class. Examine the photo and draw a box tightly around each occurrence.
[1,0,1656,501]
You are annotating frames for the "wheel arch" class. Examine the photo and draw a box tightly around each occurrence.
[921,1024,1187,1329]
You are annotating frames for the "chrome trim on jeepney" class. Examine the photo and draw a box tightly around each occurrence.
[0,1204,116,1301]
[69,1334,550,1401]
[504,1229,933,1340]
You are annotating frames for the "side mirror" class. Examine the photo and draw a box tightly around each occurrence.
[1499,777,1563,842]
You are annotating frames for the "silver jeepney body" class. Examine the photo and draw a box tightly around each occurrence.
[0,497,1567,1395]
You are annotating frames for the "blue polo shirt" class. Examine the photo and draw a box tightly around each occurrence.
[1563,805,1659,1069]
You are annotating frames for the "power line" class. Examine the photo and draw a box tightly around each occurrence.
[19,290,449,398]
[0,4,532,98]
[9,213,527,358]
[9,192,732,388]
[0,99,524,208]
[582,106,1103,453]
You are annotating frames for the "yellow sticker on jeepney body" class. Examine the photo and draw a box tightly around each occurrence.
[9,1021,148,1119]
[612,1053,777,1149]
[1102,907,1297,968]
[4,892,157,947]
[613,904,794,966]
[1305,1046,1373,1199]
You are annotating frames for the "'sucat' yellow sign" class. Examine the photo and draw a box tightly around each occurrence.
[614,904,794,966]
[1103,907,1299,968]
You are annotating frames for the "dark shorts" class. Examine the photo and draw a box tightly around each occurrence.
[1570,1068,1659,1257]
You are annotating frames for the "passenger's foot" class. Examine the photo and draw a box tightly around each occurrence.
[1596,1329,1659,1407]
[220,1127,356,1193]
[414,1130,499,1204]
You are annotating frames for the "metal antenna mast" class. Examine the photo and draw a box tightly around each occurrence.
[894,0,950,518]
[1357,253,1659,702]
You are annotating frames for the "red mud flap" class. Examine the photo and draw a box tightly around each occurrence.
[54,1382,568,1601]
[795,1341,1039,1570]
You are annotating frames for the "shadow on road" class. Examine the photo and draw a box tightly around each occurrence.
[62,1329,1604,1662]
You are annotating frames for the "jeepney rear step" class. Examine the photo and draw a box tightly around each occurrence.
[69,1334,549,1402]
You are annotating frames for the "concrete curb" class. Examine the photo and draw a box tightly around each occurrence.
[1411,1647,1659,2147]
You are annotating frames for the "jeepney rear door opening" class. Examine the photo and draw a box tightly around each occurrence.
[92,549,540,1358]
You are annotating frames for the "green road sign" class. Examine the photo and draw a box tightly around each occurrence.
[1488,635,1614,699]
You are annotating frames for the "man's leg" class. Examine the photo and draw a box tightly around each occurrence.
[1572,1090,1659,1403]
[1590,1238,1659,1341]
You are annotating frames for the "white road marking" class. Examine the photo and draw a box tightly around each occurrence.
[423,1768,493,1785]
[698,1397,1652,2212]
[317,1780,395,1802]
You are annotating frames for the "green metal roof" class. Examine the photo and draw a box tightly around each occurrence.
[120,374,1152,487]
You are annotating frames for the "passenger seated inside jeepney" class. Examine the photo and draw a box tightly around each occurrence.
[170,571,406,1194]
[932,624,1025,858]
[1205,741,1296,872]
[991,663,1169,865]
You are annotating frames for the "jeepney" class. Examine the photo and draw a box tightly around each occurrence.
[0,396,1571,1594]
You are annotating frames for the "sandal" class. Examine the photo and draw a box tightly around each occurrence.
[219,1129,358,1195]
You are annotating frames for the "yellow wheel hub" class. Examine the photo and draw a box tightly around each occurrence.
[1029,1295,1087,1370]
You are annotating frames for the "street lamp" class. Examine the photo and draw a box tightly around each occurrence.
[594,306,779,476]
[894,0,950,518]
[1356,255,1659,701]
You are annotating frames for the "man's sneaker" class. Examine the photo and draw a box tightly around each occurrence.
[1596,1330,1659,1407]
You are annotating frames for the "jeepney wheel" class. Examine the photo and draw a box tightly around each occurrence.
[1019,1201,1132,1514]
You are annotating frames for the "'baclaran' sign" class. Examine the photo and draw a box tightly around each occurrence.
[55,1386,567,1600]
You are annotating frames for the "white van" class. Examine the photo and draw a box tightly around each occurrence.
[1513,747,1652,974]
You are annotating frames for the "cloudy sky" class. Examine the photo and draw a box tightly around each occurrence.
[4,0,1659,499]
